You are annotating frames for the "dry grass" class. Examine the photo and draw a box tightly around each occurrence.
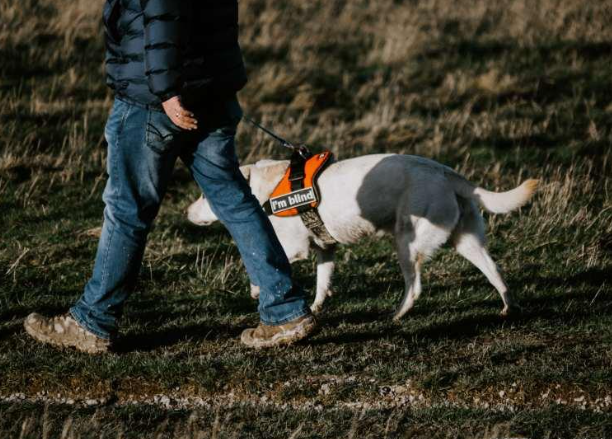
[0,404,529,439]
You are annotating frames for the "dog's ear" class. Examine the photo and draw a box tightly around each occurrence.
[249,161,289,203]
[257,161,289,185]
[239,165,252,182]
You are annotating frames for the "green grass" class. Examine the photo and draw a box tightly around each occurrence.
[1,0,611,437]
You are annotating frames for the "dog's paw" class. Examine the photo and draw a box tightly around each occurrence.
[310,303,323,315]
[391,313,403,322]
[500,304,520,318]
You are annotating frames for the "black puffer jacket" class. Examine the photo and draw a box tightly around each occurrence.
[103,0,247,108]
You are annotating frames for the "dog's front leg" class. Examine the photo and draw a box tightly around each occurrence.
[311,246,336,314]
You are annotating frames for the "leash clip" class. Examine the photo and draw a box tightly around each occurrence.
[297,144,312,159]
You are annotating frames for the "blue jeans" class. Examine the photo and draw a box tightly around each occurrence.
[70,96,309,339]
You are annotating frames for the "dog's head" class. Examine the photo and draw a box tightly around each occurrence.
[186,160,288,226]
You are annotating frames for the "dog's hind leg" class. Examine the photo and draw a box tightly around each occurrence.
[393,189,459,320]
[393,229,421,321]
[452,199,514,316]
[394,223,454,320]
[311,246,336,314]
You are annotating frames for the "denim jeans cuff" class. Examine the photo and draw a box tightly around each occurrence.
[260,307,311,326]
[69,307,112,340]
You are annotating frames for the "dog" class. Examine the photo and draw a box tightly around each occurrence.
[187,154,538,319]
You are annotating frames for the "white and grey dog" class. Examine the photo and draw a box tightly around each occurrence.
[187,154,538,319]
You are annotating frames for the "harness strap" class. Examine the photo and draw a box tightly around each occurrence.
[262,199,336,246]
[261,151,337,245]
[262,199,273,215]
[288,149,309,191]
[299,210,337,248]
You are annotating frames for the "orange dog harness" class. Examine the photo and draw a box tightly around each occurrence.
[263,151,333,216]
[262,150,337,247]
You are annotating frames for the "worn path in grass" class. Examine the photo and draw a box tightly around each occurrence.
[1,0,611,437]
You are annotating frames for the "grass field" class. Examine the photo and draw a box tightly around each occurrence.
[1,0,611,437]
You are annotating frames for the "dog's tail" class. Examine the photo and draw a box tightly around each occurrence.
[448,173,539,214]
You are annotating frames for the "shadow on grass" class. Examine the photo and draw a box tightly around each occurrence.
[310,311,509,346]
[513,265,610,289]
[310,265,611,346]
[166,221,233,246]
[5,260,606,351]
[124,292,255,324]
[0,323,24,342]
[112,262,609,350]
[113,321,248,353]
[311,301,603,346]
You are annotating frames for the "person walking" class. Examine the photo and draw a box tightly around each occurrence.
[24,0,317,352]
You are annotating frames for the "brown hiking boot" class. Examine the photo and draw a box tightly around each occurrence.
[240,314,317,348]
[24,313,111,354]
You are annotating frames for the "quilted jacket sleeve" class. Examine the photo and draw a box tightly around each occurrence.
[140,0,187,101]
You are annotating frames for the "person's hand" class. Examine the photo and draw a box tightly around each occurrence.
[162,96,198,130]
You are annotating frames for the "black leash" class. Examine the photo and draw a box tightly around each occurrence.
[243,115,311,159]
